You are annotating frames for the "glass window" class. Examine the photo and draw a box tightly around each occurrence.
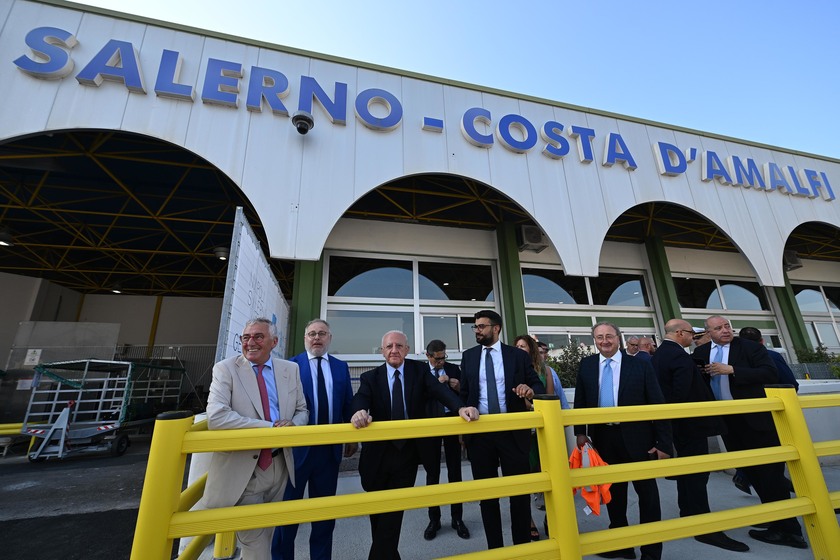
[522,268,587,304]
[328,257,412,298]
[824,286,840,311]
[460,316,477,350]
[419,262,494,301]
[422,315,459,351]
[325,310,414,353]
[793,285,829,312]
[719,280,769,311]
[673,277,722,309]
[591,273,649,306]
[815,322,840,349]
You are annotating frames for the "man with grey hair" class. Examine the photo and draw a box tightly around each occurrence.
[273,319,355,560]
[574,321,671,560]
[201,317,308,560]
[351,330,479,560]
[625,336,640,356]
[694,315,806,550]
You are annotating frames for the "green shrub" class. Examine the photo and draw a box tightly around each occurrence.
[546,343,594,388]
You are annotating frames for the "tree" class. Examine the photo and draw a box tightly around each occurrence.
[546,343,593,388]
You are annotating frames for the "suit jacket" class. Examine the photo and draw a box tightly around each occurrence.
[203,354,309,509]
[574,353,672,459]
[692,336,778,432]
[424,361,462,417]
[769,349,799,391]
[652,339,724,438]
[351,358,465,490]
[290,352,354,466]
[459,343,545,453]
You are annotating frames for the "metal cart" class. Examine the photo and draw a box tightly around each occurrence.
[21,359,183,461]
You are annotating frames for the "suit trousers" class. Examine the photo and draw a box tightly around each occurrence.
[594,425,662,560]
[237,455,289,560]
[721,416,802,536]
[273,445,340,560]
[365,441,420,560]
[419,432,464,522]
[673,432,711,517]
[466,431,531,549]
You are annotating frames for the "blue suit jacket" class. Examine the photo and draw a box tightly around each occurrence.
[290,352,354,466]
[574,353,672,459]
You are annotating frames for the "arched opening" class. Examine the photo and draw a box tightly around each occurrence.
[785,222,840,352]
[0,129,293,297]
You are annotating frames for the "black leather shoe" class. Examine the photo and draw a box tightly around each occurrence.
[596,550,635,559]
[695,531,750,552]
[424,519,441,541]
[748,529,808,549]
[732,472,752,495]
[451,519,470,539]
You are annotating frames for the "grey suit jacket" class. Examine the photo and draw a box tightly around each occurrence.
[202,354,308,509]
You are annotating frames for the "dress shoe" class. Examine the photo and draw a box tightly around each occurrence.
[748,529,808,549]
[423,519,441,541]
[596,550,635,559]
[451,519,470,539]
[732,472,752,495]
[695,531,750,552]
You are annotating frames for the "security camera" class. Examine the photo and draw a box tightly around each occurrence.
[291,110,314,135]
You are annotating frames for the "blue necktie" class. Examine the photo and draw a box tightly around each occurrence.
[711,345,723,400]
[485,348,501,414]
[316,356,329,425]
[600,358,615,407]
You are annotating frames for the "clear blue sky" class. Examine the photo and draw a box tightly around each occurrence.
[70,0,839,158]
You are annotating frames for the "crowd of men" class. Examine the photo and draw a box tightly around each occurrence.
[198,311,806,559]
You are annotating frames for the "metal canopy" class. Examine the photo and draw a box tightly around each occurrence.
[0,130,837,298]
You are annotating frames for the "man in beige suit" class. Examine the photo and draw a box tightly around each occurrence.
[202,317,309,559]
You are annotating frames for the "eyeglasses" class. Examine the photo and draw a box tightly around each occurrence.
[382,343,407,351]
[306,330,330,339]
[241,333,266,343]
[472,323,494,331]
[674,329,694,336]
[427,353,448,361]
[594,334,617,342]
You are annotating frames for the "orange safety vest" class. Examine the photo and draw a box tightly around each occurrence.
[569,443,612,515]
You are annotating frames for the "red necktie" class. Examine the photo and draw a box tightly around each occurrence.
[255,364,273,470]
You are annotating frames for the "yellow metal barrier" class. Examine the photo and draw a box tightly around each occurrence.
[0,422,23,436]
[131,388,840,560]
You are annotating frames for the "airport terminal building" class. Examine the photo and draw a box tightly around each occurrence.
[2,0,840,382]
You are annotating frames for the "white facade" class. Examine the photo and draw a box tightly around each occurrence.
[2,0,839,290]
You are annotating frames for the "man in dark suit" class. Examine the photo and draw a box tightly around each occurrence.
[418,339,469,540]
[693,315,806,550]
[732,326,799,496]
[574,321,672,560]
[459,310,545,549]
[272,319,356,560]
[350,330,479,560]
[652,319,747,552]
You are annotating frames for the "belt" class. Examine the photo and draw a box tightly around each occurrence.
[271,448,282,457]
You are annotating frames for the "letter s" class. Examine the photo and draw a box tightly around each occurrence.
[13,27,78,79]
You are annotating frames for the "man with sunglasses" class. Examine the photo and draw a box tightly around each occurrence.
[652,319,747,552]
[201,317,308,560]
[418,339,469,541]
[459,310,545,549]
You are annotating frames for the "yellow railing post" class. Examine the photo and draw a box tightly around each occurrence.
[765,386,840,557]
[534,396,580,559]
[131,411,194,560]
